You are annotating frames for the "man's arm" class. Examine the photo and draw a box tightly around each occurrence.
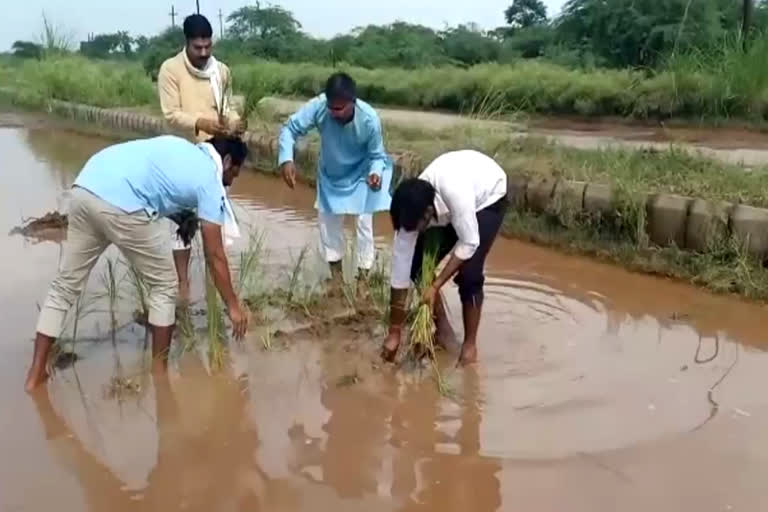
[366,114,388,190]
[278,97,322,166]
[200,220,248,339]
[157,62,200,137]
[278,97,322,187]
[424,183,479,305]
[383,229,419,359]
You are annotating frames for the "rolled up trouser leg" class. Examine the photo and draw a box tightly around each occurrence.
[355,214,375,271]
[318,210,345,264]
[454,201,506,305]
[36,187,110,337]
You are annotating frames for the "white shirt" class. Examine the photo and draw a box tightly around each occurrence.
[390,150,508,289]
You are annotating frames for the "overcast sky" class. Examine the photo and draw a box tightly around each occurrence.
[4,0,568,51]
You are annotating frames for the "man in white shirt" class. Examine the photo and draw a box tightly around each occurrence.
[382,150,508,365]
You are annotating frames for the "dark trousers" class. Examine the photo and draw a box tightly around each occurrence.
[410,196,507,305]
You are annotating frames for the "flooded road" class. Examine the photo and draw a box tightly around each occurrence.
[2,118,768,511]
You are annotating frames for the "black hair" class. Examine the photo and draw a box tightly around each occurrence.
[207,135,249,166]
[325,72,357,102]
[390,178,436,231]
[183,14,213,40]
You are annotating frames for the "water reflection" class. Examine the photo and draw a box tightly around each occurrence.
[7,123,768,511]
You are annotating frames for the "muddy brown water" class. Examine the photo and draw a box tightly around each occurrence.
[2,118,768,511]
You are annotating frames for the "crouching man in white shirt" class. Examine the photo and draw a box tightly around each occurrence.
[382,150,508,366]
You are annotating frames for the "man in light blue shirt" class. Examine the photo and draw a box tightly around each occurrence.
[25,135,250,392]
[278,73,392,290]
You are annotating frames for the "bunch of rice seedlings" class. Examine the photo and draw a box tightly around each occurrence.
[217,74,231,122]
[403,249,453,396]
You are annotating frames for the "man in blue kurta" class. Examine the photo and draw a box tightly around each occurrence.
[278,73,392,287]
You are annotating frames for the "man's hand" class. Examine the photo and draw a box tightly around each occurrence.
[368,173,382,191]
[196,117,228,136]
[227,301,249,340]
[228,118,248,135]
[281,161,297,189]
[421,284,438,309]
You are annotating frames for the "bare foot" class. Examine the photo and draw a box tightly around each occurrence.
[25,366,50,393]
[458,344,478,366]
[381,332,401,363]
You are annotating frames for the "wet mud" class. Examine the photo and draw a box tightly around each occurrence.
[3,117,768,511]
[10,210,68,242]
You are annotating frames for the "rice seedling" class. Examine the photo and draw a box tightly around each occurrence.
[260,328,274,351]
[96,258,142,401]
[286,245,310,305]
[217,73,231,122]
[175,303,199,356]
[205,269,228,372]
[237,229,267,299]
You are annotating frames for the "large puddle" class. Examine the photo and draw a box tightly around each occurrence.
[3,118,768,511]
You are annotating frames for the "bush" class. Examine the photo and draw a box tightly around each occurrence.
[10,56,155,108]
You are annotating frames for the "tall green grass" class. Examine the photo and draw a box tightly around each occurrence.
[0,55,155,108]
[6,33,768,122]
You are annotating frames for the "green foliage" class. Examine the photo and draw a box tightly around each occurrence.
[5,55,155,108]
[505,0,548,28]
[441,24,501,66]
[500,25,555,60]
[80,31,134,59]
[140,27,184,81]
[12,41,43,60]
[227,5,302,40]
[556,0,744,68]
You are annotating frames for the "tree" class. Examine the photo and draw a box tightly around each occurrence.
[501,25,555,59]
[138,26,184,81]
[227,5,302,40]
[556,0,740,67]
[343,22,449,68]
[505,0,548,29]
[80,31,133,58]
[743,0,755,48]
[440,24,501,66]
[12,40,43,59]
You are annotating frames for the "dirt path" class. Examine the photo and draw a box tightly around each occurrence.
[264,97,768,167]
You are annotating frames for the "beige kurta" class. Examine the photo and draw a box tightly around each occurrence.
[157,51,240,142]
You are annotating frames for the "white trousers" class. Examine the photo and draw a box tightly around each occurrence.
[318,211,375,270]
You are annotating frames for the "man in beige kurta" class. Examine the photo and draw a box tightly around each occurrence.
[157,14,245,301]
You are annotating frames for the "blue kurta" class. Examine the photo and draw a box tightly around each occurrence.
[278,95,393,215]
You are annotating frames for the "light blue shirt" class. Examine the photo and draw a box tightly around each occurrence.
[74,135,226,225]
[278,95,393,215]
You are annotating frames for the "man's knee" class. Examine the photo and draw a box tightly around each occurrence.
[46,274,86,310]
[146,273,178,327]
[455,272,485,305]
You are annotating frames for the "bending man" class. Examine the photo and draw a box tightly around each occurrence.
[278,73,392,289]
[383,150,508,365]
[25,135,250,392]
